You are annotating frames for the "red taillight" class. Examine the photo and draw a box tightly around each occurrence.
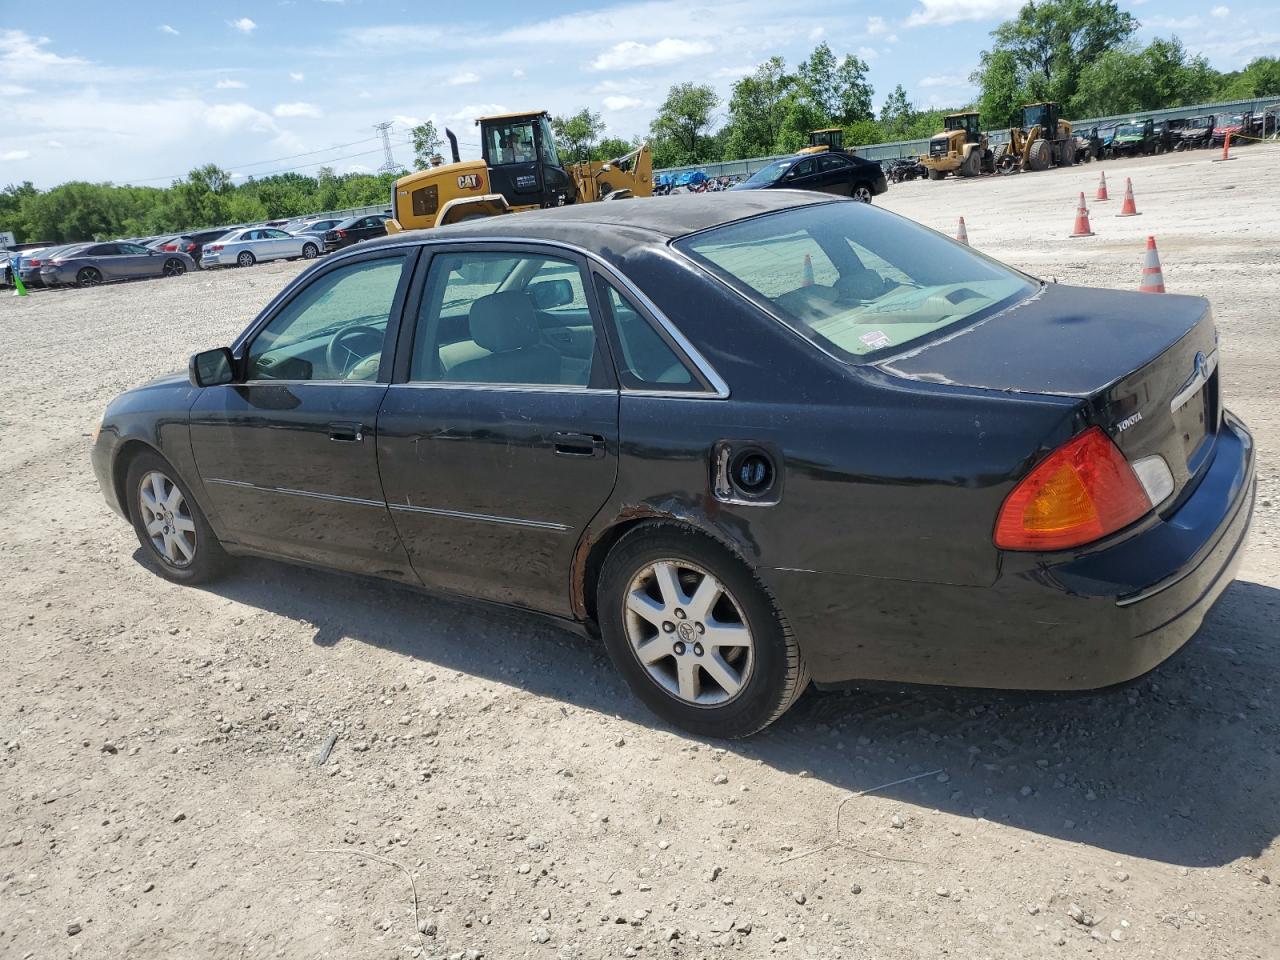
[208,244,224,252]
[335,229,347,237]
[29,259,42,266]
[994,427,1151,551]
[163,244,177,251]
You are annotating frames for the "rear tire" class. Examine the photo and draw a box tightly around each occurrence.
[237,251,256,268]
[927,167,944,181]
[960,149,982,178]
[852,183,873,203]
[597,523,809,738]
[1061,139,1076,167]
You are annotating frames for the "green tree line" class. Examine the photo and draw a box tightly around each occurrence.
[2,163,400,245]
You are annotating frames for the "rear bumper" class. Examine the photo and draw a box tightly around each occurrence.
[770,413,1255,689]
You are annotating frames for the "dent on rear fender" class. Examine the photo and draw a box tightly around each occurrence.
[569,497,760,620]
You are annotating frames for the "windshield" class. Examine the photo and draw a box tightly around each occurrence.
[485,119,538,165]
[744,159,796,185]
[1226,114,1244,126]
[674,203,1036,361]
[1116,124,1144,137]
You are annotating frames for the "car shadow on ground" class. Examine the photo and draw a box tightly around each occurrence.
[184,552,1279,869]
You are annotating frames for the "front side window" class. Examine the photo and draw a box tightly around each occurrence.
[486,121,537,165]
[411,251,594,386]
[675,203,1035,361]
[247,256,406,381]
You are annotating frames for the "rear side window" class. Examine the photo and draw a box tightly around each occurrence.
[594,277,697,391]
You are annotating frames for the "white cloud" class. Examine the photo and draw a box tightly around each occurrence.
[886,33,900,43]
[215,79,247,89]
[46,139,64,148]
[289,71,304,81]
[919,73,969,87]
[1145,15,1202,29]
[0,82,33,95]
[603,95,645,110]
[512,68,525,79]
[272,101,322,118]
[159,24,180,36]
[447,103,507,121]
[391,114,422,128]
[808,26,826,41]
[865,16,888,35]
[0,29,92,81]
[1211,5,1230,15]
[2,149,30,161]
[228,18,257,34]
[346,163,372,174]
[590,38,712,71]
[205,102,277,134]
[905,0,1022,27]
[857,46,879,61]
[447,71,480,86]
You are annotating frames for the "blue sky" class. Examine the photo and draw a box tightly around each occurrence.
[0,0,1274,187]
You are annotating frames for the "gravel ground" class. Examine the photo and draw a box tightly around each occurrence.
[1,146,1277,959]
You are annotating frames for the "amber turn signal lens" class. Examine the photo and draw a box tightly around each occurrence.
[994,427,1152,551]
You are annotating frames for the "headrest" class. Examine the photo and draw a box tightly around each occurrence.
[469,291,540,352]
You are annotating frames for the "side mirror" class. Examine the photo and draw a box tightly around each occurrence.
[190,347,235,387]
[528,278,573,309]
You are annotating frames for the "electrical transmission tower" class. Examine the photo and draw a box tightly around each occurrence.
[374,121,399,174]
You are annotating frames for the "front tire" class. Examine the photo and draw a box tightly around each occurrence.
[237,251,256,268]
[597,524,809,738]
[162,258,186,277]
[302,243,318,259]
[76,267,102,287]
[125,451,228,584]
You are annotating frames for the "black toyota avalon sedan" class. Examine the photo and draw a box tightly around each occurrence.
[91,192,1255,738]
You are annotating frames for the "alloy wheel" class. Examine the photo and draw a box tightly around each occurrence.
[302,244,318,259]
[77,267,101,286]
[853,185,873,203]
[623,559,754,706]
[137,470,196,567]
[237,252,254,267]
[163,259,185,277]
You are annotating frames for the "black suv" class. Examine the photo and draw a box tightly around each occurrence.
[323,214,390,253]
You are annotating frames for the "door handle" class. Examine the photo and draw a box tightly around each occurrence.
[328,421,364,442]
[552,431,605,458]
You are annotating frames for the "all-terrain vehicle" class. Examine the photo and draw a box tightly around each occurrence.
[1175,115,1216,150]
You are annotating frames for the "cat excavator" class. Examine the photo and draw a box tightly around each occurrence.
[386,111,653,234]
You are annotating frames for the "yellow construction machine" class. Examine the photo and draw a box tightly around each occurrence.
[798,128,847,155]
[919,112,994,180]
[387,110,653,233]
[998,102,1076,172]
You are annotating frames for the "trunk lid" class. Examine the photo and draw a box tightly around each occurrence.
[878,283,1221,502]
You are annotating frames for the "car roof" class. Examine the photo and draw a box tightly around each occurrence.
[371,191,837,255]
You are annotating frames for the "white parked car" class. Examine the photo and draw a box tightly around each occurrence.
[200,227,321,268]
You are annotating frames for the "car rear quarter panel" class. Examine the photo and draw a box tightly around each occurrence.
[583,248,1084,595]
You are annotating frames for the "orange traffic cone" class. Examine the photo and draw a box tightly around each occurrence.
[1213,131,1235,162]
[956,216,969,245]
[801,253,815,286]
[1095,171,1109,201]
[1069,192,1095,237]
[1139,236,1165,293]
[1117,178,1140,217]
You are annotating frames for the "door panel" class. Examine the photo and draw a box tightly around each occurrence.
[188,250,417,578]
[377,386,619,612]
[377,246,619,614]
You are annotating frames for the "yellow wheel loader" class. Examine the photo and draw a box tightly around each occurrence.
[386,110,653,234]
[798,128,846,155]
[919,112,994,180]
[997,102,1076,173]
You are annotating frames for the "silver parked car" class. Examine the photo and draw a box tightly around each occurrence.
[288,217,344,241]
[200,227,321,268]
[38,242,195,287]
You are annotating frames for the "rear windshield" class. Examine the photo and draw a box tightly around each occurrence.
[674,202,1036,361]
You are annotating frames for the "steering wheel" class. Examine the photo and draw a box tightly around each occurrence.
[326,324,382,379]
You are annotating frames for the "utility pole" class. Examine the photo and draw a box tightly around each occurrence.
[374,121,399,174]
